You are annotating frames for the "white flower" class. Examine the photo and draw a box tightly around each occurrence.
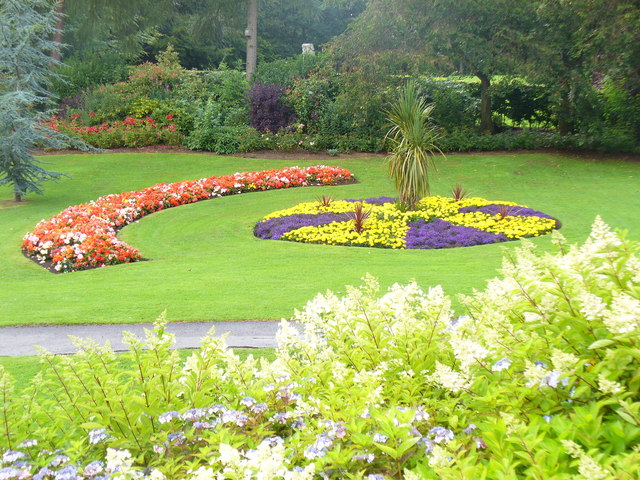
[562,440,583,458]
[603,292,639,334]
[491,358,511,372]
[597,374,624,395]
[218,444,241,466]
[579,293,607,321]
[577,454,610,479]
[188,466,216,480]
[105,448,132,473]
[523,361,548,388]
[148,469,165,480]
[429,362,470,393]
[550,349,579,372]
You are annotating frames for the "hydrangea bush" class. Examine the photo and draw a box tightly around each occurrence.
[2,218,638,479]
[254,196,558,249]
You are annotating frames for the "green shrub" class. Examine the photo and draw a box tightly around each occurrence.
[415,77,480,130]
[50,50,129,100]
[284,71,337,133]
[436,129,640,154]
[254,54,322,87]
[1,220,638,478]
[491,78,554,128]
[81,84,131,124]
[184,125,265,153]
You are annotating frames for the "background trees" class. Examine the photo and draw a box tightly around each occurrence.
[0,0,87,202]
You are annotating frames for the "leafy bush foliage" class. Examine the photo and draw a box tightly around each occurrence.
[3,219,638,479]
[185,125,265,153]
[285,72,336,133]
[436,129,640,154]
[254,54,322,87]
[46,115,183,149]
[415,78,480,131]
[247,83,297,133]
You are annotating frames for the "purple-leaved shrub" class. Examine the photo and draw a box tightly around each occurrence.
[248,83,296,133]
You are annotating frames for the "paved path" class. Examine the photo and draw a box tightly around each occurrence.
[0,321,281,357]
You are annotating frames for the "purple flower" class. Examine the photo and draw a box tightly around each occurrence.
[352,453,375,463]
[462,424,477,434]
[82,461,104,477]
[54,465,78,480]
[372,433,388,443]
[458,204,556,221]
[254,213,347,240]
[88,428,109,445]
[2,451,25,464]
[158,411,181,424]
[0,467,31,480]
[491,358,512,372]
[250,402,268,415]
[181,408,205,422]
[429,426,454,444]
[406,219,507,249]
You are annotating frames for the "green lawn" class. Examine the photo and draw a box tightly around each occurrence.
[1,152,638,326]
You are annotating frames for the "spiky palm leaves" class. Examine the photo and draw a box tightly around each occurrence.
[385,83,445,210]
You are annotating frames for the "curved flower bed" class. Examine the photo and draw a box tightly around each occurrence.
[254,196,559,249]
[22,166,353,273]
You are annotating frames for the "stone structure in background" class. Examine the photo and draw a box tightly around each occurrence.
[302,43,315,55]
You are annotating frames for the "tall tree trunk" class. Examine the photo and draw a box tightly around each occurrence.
[557,85,571,135]
[477,72,493,134]
[14,191,22,203]
[51,0,65,62]
[245,0,258,81]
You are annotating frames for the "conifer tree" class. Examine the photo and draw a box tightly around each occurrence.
[0,0,86,202]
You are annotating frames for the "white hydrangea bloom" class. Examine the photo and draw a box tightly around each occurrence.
[429,362,470,393]
[427,445,453,469]
[187,466,216,480]
[550,349,579,372]
[448,336,490,371]
[403,470,421,480]
[626,255,640,284]
[218,444,241,466]
[523,361,548,388]
[577,454,610,480]
[589,215,622,249]
[597,374,625,395]
[148,469,165,480]
[579,293,608,321]
[105,448,133,473]
[603,292,639,334]
[561,439,583,458]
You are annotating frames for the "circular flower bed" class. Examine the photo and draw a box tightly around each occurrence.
[254,196,559,249]
[22,166,353,273]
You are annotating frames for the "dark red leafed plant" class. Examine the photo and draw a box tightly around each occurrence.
[451,184,469,202]
[497,204,516,219]
[346,202,371,234]
[318,194,333,207]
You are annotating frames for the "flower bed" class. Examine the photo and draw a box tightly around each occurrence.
[22,166,353,273]
[254,196,559,249]
[44,115,184,148]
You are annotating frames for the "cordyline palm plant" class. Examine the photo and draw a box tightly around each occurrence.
[385,82,445,210]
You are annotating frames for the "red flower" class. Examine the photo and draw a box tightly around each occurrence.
[89,112,96,117]
[22,166,353,273]
[166,114,173,120]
